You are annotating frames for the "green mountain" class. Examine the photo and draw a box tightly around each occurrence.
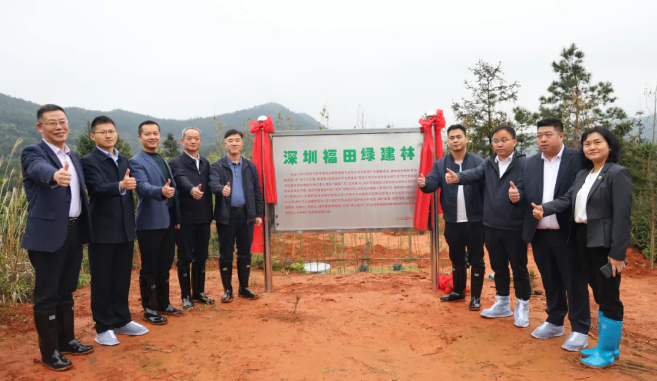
[0,93,319,157]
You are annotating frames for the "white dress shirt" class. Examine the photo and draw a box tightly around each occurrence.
[495,152,514,178]
[538,145,565,230]
[574,170,600,224]
[455,161,468,223]
[185,151,200,172]
[43,139,81,218]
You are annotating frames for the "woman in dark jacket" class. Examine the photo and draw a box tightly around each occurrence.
[531,126,632,368]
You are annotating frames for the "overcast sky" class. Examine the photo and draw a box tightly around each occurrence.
[1,0,655,129]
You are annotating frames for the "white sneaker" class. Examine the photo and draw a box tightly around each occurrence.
[561,332,589,352]
[481,295,513,318]
[514,299,530,328]
[114,321,149,336]
[95,330,120,346]
[531,321,565,339]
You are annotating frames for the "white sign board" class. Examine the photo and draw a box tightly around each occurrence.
[272,129,423,232]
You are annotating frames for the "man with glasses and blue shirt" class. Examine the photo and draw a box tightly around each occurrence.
[80,116,149,346]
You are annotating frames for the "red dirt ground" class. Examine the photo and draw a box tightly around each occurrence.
[1,235,656,381]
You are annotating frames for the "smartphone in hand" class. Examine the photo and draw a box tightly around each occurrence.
[600,260,629,279]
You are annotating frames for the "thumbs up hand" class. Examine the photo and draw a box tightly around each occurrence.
[222,181,231,197]
[120,169,137,190]
[162,179,175,198]
[445,168,458,184]
[53,161,72,187]
[531,202,544,220]
[509,181,520,203]
[191,183,204,200]
[417,173,426,188]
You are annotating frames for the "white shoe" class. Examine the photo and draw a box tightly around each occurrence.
[95,330,120,346]
[481,295,513,318]
[514,299,530,328]
[531,321,565,339]
[114,321,149,336]
[561,332,589,352]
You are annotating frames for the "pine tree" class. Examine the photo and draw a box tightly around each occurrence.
[452,60,520,157]
[162,132,180,161]
[512,106,540,155]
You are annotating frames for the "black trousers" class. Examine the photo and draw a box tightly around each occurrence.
[532,230,591,333]
[576,224,624,321]
[89,241,135,334]
[28,223,83,312]
[217,209,254,264]
[444,221,485,268]
[484,226,531,300]
[176,223,211,267]
[136,222,176,280]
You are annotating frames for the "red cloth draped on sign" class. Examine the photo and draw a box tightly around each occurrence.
[413,109,446,230]
[249,115,277,253]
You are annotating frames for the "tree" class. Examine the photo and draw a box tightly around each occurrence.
[452,60,520,157]
[512,106,540,155]
[161,132,180,161]
[539,43,628,147]
[75,121,132,158]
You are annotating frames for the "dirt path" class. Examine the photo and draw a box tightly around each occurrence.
[0,249,655,381]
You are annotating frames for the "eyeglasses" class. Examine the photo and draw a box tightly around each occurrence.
[93,130,117,136]
[41,120,69,128]
[492,138,511,145]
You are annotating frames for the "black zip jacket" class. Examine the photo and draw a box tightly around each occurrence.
[208,156,263,225]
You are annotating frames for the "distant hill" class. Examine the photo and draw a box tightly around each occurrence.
[0,93,319,157]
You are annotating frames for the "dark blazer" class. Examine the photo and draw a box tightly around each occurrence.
[169,152,213,225]
[208,156,263,225]
[21,140,92,252]
[80,148,136,244]
[542,163,633,261]
[522,145,583,244]
[457,152,526,230]
[419,152,485,223]
[129,150,180,230]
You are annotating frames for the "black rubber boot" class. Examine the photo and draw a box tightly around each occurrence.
[237,257,259,300]
[56,301,94,355]
[157,273,183,316]
[192,261,215,304]
[441,264,467,302]
[219,262,234,303]
[139,278,167,325]
[177,264,194,308]
[34,310,73,371]
[469,266,485,310]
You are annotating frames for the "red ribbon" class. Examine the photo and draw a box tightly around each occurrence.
[249,115,278,253]
[413,109,446,230]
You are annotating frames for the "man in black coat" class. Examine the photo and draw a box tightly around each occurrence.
[521,118,590,351]
[169,127,215,308]
[80,116,149,346]
[209,129,263,303]
[21,104,94,371]
[418,124,486,310]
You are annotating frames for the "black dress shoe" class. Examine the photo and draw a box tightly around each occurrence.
[143,308,168,325]
[469,296,481,310]
[221,288,233,303]
[238,287,259,300]
[160,304,184,316]
[59,339,94,355]
[193,293,215,305]
[441,292,466,302]
[182,296,194,309]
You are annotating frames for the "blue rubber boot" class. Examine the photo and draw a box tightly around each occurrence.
[581,315,623,368]
[581,311,620,359]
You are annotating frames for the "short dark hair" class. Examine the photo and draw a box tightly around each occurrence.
[224,129,243,139]
[492,124,516,139]
[138,120,160,135]
[37,104,66,121]
[90,116,115,132]
[537,118,564,133]
[580,126,621,169]
[447,124,467,136]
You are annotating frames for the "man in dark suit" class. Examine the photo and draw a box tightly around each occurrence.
[169,127,215,308]
[130,120,183,324]
[209,129,263,302]
[80,116,149,346]
[418,124,486,310]
[520,118,590,351]
[21,104,94,371]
